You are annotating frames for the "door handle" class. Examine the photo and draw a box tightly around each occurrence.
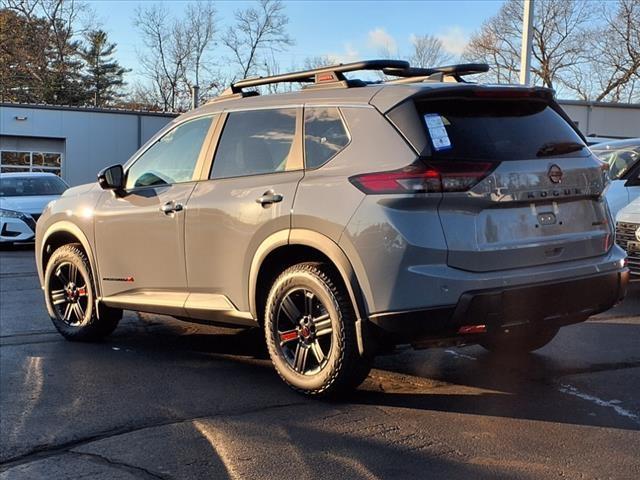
[160,201,184,214]
[256,191,284,206]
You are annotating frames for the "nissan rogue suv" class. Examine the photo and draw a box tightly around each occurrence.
[35,60,628,396]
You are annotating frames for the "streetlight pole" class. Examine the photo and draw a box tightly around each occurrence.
[520,0,534,85]
[191,85,200,110]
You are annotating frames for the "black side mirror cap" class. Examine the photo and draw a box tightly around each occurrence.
[98,164,125,191]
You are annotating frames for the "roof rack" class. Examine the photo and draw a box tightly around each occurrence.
[209,60,490,104]
[383,63,489,84]
[223,59,409,95]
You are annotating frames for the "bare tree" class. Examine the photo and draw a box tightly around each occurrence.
[588,0,640,101]
[464,0,596,90]
[183,2,221,100]
[134,2,218,111]
[465,0,639,102]
[409,34,452,68]
[303,55,334,70]
[222,0,293,80]
[134,3,186,111]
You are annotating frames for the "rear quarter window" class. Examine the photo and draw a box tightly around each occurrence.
[304,107,349,169]
[416,99,587,161]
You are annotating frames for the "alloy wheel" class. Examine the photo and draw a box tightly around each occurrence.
[48,262,89,327]
[276,287,333,375]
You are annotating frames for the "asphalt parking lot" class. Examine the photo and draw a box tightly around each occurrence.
[0,245,639,479]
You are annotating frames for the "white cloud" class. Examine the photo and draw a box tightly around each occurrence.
[436,26,469,56]
[326,42,360,64]
[367,27,398,55]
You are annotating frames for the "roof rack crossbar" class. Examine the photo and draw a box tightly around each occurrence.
[382,63,489,80]
[230,59,409,93]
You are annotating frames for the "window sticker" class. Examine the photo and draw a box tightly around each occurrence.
[424,114,452,151]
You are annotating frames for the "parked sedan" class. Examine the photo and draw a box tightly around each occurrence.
[0,173,68,243]
[592,138,640,218]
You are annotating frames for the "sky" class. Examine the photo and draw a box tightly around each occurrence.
[88,0,505,85]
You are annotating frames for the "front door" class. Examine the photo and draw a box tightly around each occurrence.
[94,115,217,313]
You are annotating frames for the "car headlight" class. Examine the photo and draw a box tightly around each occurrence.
[0,208,31,221]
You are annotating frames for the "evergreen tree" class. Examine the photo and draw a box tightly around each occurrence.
[80,30,128,107]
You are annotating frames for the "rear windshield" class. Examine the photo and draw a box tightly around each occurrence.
[417,98,587,161]
[0,176,68,196]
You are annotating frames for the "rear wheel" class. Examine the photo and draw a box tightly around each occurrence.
[44,243,121,341]
[479,325,559,354]
[264,262,371,396]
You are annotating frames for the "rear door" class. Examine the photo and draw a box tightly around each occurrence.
[415,92,612,272]
[184,107,303,320]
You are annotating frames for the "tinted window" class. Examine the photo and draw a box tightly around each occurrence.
[211,109,296,179]
[126,116,213,189]
[417,99,587,161]
[0,175,68,196]
[304,107,349,169]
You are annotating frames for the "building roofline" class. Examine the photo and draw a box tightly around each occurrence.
[556,99,640,110]
[0,102,180,118]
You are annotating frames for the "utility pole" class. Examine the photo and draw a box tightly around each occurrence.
[191,85,200,109]
[520,0,534,85]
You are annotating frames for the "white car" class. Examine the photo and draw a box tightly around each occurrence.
[0,173,68,243]
[592,138,640,218]
[615,197,640,279]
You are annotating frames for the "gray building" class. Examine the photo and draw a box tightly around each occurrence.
[559,100,640,140]
[1,103,176,186]
[1,100,639,187]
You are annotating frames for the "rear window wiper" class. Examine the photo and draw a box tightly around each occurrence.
[536,141,585,157]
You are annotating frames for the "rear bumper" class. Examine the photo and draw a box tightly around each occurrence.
[369,268,629,341]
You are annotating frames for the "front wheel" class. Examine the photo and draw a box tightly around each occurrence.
[479,325,559,354]
[264,262,371,396]
[44,243,121,341]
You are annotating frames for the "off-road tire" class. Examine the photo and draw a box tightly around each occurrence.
[44,243,121,341]
[264,262,372,396]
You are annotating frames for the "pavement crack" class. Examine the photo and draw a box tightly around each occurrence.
[0,401,307,471]
[71,451,171,480]
[0,330,57,339]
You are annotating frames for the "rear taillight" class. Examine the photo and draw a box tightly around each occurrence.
[349,161,496,194]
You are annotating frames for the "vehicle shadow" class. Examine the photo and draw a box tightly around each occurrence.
[0,242,34,252]
[111,315,640,432]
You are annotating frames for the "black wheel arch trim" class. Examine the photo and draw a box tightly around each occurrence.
[248,229,371,355]
[40,222,102,298]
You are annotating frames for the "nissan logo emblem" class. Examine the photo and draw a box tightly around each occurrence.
[548,164,563,184]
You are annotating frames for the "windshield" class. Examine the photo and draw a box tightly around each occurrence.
[591,144,640,180]
[417,98,587,161]
[0,175,68,197]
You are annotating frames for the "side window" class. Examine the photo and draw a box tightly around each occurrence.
[126,116,213,189]
[304,107,349,169]
[211,109,296,179]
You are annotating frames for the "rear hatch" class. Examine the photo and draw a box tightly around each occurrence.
[415,88,612,272]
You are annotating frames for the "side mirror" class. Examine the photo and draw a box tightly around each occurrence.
[98,164,125,191]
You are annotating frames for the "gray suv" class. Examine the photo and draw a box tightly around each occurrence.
[35,60,628,396]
